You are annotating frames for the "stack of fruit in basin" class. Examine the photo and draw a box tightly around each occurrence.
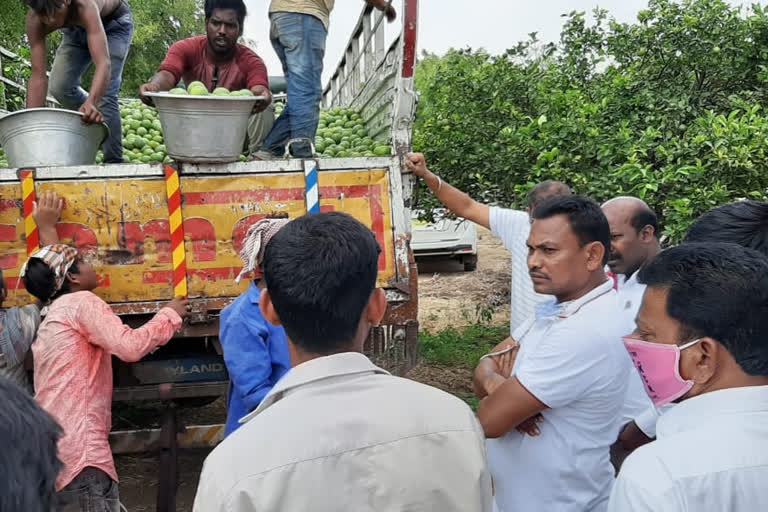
[166,81,256,98]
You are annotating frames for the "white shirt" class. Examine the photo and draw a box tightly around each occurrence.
[489,207,552,333]
[194,352,493,512]
[615,271,657,436]
[609,385,768,512]
[488,279,632,512]
[615,271,646,327]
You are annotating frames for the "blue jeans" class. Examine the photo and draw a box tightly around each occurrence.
[49,11,134,163]
[56,467,120,512]
[262,12,327,158]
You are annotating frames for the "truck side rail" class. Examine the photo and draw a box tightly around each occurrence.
[0,45,60,110]
[321,0,418,157]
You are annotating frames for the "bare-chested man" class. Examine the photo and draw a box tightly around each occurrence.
[25,0,133,163]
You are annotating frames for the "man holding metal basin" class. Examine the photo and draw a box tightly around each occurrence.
[24,0,133,164]
[139,0,274,158]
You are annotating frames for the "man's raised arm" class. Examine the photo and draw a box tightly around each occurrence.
[406,152,491,229]
[25,12,48,109]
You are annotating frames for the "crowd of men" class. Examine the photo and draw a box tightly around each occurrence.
[2,151,767,511]
[1,0,767,511]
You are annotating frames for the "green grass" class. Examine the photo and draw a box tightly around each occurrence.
[419,323,510,368]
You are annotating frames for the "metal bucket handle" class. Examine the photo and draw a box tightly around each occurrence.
[71,110,110,146]
[284,138,317,158]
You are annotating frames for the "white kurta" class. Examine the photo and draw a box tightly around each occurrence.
[609,385,768,512]
[489,279,633,512]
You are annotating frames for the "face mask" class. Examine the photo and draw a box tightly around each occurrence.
[622,337,702,407]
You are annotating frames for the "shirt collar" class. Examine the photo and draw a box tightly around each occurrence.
[247,281,262,304]
[535,278,615,319]
[239,352,389,424]
[657,385,768,438]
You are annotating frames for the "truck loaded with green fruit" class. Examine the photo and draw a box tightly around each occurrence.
[0,0,418,466]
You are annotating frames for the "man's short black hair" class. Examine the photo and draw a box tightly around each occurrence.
[630,206,659,238]
[262,212,382,354]
[0,377,62,512]
[532,195,611,265]
[23,0,65,16]
[639,243,768,377]
[684,200,768,257]
[526,180,572,209]
[204,0,247,28]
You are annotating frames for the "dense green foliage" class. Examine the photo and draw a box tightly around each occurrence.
[413,0,768,242]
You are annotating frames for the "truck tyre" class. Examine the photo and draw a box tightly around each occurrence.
[463,254,478,272]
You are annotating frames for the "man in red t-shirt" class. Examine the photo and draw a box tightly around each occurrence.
[139,0,274,156]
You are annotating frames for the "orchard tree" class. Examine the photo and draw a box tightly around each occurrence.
[414,0,768,242]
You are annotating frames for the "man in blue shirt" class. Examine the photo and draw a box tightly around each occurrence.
[220,219,291,435]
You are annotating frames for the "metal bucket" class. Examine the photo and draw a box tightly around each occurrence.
[0,108,108,168]
[144,92,261,163]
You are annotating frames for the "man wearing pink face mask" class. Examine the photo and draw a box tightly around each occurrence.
[609,243,768,512]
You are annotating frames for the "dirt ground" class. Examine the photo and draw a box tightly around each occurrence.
[417,226,511,331]
[116,227,512,511]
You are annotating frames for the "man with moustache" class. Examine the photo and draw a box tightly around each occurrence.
[601,197,662,446]
[473,196,633,512]
[139,0,273,156]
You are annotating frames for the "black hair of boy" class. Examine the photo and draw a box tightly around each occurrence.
[262,212,382,354]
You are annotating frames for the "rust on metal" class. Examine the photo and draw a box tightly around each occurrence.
[1,169,402,306]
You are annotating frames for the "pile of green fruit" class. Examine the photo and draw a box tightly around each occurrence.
[0,148,7,168]
[115,100,169,165]
[312,107,391,158]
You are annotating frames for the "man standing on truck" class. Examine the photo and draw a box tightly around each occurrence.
[24,0,133,164]
[254,0,397,159]
[405,152,571,334]
[139,0,274,156]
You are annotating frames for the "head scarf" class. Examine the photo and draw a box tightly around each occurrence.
[20,244,78,294]
[235,218,289,284]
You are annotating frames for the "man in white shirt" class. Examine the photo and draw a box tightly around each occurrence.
[619,199,768,452]
[601,197,662,444]
[473,196,632,512]
[609,243,768,512]
[193,212,492,512]
[405,152,571,333]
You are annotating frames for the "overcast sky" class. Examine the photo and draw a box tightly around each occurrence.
[243,0,763,83]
